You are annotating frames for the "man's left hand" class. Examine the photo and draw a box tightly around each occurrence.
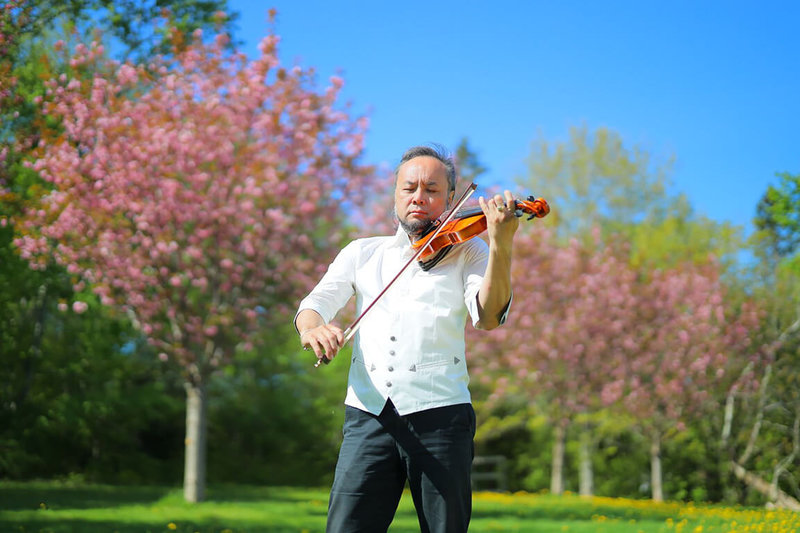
[479,190,519,250]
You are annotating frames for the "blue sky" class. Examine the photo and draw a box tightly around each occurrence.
[227,0,799,235]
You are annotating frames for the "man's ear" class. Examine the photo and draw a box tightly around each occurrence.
[447,189,455,208]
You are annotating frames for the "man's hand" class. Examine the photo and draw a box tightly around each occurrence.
[479,190,520,250]
[300,324,344,364]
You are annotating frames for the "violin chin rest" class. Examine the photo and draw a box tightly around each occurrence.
[418,246,452,272]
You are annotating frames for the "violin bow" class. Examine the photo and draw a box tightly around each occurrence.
[314,182,478,368]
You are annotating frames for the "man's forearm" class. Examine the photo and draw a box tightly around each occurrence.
[295,309,325,335]
[476,244,513,330]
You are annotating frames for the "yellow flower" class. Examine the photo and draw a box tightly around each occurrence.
[167,523,177,530]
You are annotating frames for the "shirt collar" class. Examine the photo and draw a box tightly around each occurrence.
[388,225,413,249]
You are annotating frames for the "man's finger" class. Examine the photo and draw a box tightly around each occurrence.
[504,190,515,210]
[311,339,325,360]
[321,338,336,359]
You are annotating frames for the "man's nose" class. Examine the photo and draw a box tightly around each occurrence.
[411,188,425,204]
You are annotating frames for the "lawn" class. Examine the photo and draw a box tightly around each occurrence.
[1,481,798,532]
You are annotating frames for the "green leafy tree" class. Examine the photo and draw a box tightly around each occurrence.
[5,0,235,61]
[717,179,800,507]
[755,171,800,262]
[728,171,800,508]
[627,201,743,272]
[519,125,673,238]
[454,137,488,187]
[520,125,742,267]
[207,324,349,487]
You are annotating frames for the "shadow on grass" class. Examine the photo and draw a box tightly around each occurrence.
[204,484,329,504]
[0,482,331,510]
[0,518,318,533]
[0,482,171,511]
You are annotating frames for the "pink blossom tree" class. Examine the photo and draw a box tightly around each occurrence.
[621,263,766,501]
[13,20,376,501]
[469,227,766,500]
[469,227,638,495]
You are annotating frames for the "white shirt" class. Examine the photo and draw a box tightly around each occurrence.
[296,227,510,416]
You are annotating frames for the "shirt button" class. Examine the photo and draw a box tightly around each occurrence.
[390,336,396,341]
[388,366,394,372]
[386,381,392,387]
[389,350,396,356]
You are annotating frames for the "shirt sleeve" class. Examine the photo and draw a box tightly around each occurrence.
[294,240,358,329]
[461,238,513,327]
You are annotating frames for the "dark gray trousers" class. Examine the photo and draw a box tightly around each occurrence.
[326,400,476,533]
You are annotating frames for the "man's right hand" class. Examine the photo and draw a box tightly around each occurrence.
[300,324,345,364]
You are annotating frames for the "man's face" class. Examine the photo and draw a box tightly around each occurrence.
[394,156,455,237]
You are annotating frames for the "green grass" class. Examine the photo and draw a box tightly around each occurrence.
[1,481,798,532]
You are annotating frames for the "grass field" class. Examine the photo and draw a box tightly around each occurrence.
[1,481,798,533]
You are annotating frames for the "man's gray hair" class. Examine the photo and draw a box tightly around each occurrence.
[395,144,457,193]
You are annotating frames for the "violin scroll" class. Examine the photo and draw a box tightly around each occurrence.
[514,195,550,220]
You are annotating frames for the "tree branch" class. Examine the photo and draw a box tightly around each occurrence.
[738,364,772,466]
[771,411,800,499]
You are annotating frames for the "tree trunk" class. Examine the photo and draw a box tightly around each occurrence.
[16,284,48,409]
[550,421,566,495]
[183,380,208,503]
[578,429,594,496]
[650,431,664,502]
[730,461,800,510]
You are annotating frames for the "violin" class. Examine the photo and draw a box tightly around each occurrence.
[412,195,550,270]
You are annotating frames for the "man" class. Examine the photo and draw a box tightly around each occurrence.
[294,144,519,533]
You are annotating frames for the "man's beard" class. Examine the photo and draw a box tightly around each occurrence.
[395,208,435,238]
